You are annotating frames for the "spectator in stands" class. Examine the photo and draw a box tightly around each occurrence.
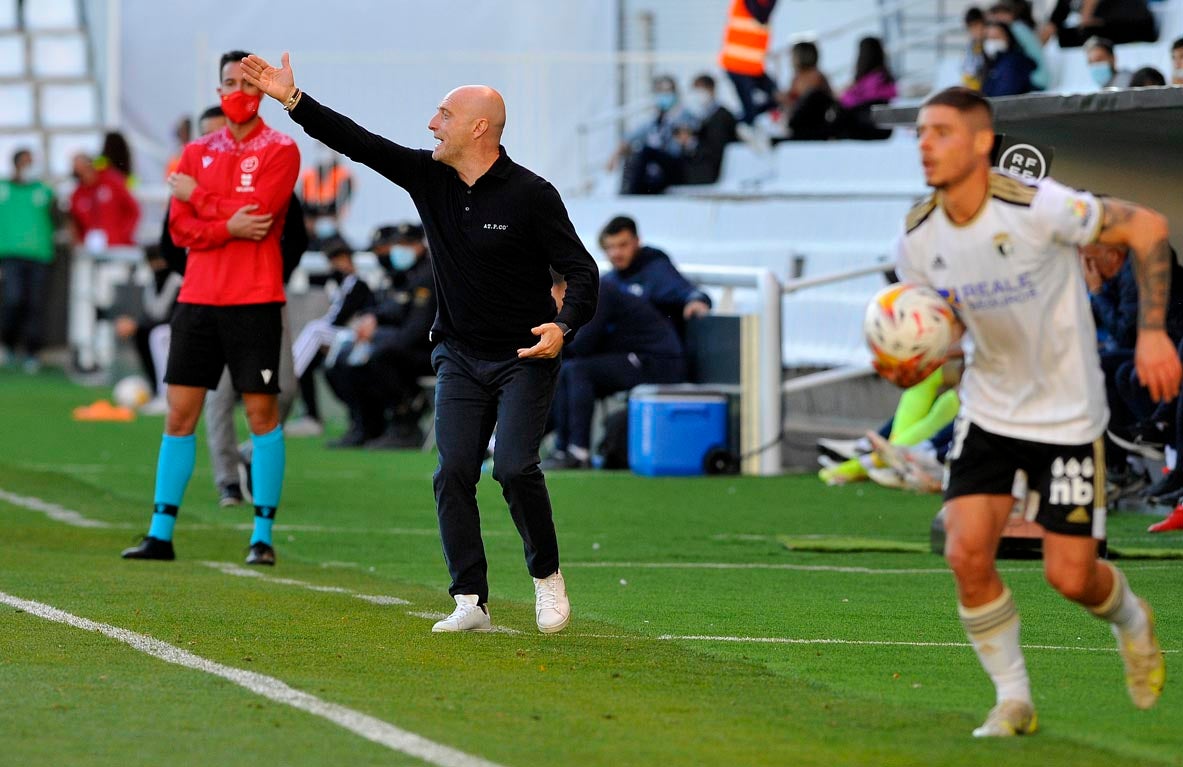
[981,21,1036,96]
[1129,65,1166,86]
[69,151,140,250]
[833,36,898,140]
[963,7,989,90]
[96,130,136,186]
[675,74,738,185]
[300,142,353,248]
[1172,37,1183,85]
[779,41,835,141]
[0,148,58,373]
[719,0,779,141]
[612,75,694,195]
[288,235,374,438]
[989,2,1050,90]
[114,246,183,411]
[542,274,686,470]
[1041,0,1157,48]
[598,215,711,337]
[324,222,435,449]
[1084,36,1134,88]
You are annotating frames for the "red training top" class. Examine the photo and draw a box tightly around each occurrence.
[170,119,300,305]
[70,168,140,246]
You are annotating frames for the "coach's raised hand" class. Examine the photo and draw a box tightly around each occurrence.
[240,52,296,103]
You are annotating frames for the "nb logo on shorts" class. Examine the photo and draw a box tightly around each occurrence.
[261,369,273,384]
[1048,456,1094,507]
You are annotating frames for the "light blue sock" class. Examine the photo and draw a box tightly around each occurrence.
[252,507,275,547]
[250,426,284,546]
[148,434,196,541]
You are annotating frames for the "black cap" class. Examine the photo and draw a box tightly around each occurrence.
[369,222,425,250]
[394,221,425,242]
[322,235,353,259]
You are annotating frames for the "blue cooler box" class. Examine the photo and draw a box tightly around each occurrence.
[628,387,728,476]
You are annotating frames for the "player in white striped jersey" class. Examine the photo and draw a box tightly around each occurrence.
[890,87,1177,737]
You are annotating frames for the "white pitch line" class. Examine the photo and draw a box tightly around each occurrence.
[200,561,410,606]
[0,590,505,767]
[0,487,123,528]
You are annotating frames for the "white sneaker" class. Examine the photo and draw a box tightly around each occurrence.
[431,594,493,633]
[284,416,324,438]
[533,570,571,634]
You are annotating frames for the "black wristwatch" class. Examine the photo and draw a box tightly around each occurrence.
[555,322,571,337]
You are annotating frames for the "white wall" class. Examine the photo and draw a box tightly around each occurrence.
[117,1,616,243]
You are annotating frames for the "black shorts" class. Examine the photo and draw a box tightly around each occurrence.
[944,419,1107,539]
[165,302,283,394]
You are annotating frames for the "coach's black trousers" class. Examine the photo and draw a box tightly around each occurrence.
[431,340,561,604]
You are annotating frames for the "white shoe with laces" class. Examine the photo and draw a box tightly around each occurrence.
[431,594,493,633]
[533,570,571,634]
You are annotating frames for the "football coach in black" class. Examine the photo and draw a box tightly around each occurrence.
[242,53,598,634]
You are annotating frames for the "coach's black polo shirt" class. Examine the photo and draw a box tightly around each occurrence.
[290,94,599,359]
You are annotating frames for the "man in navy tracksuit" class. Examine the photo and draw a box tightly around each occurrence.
[598,215,711,338]
[544,276,686,469]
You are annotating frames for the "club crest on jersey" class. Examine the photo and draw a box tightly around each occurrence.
[1068,197,1093,229]
[992,232,1015,258]
[240,156,260,173]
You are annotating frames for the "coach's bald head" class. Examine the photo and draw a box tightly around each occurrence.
[429,85,506,175]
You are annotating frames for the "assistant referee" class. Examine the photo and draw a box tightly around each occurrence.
[242,53,598,634]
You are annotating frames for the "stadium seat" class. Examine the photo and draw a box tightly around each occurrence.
[31,33,88,78]
[23,0,80,31]
[0,32,23,76]
[0,82,34,127]
[40,82,97,127]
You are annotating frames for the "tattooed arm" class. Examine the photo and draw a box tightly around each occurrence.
[1096,198,1180,402]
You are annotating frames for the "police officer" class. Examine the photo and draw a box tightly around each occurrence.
[242,52,598,634]
[325,222,435,449]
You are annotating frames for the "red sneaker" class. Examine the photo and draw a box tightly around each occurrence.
[1148,507,1183,533]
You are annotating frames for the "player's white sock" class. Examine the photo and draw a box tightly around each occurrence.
[959,588,1031,705]
[1088,563,1148,637]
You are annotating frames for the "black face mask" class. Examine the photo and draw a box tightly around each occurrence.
[330,269,348,284]
[377,255,394,273]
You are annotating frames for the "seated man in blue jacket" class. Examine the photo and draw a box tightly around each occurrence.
[598,215,710,338]
[543,274,686,470]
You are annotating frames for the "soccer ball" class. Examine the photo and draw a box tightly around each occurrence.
[864,283,956,387]
[113,375,152,409]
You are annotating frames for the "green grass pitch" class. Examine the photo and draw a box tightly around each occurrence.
[1,368,1180,766]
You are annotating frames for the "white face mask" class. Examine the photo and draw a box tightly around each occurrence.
[983,39,1008,58]
[1173,67,1183,83]
[686,89,713,116]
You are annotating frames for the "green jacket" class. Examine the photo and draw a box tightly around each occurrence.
[0,179,56,263]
